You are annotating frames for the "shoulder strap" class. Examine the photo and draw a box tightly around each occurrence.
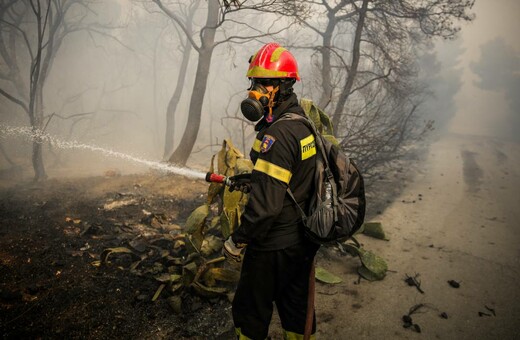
[274,113,330,169]
[272,113,313,223]
[286,187,307,226]
[276,113,338,223]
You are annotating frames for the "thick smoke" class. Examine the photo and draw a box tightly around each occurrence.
[470,38,520,141]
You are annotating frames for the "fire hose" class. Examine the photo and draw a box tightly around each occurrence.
[205,172,251,193]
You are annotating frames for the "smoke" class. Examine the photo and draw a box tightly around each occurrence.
[418,39,465,130]
[470,38,520,141]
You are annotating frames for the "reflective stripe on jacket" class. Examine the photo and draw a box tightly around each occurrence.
[233,97,316,250]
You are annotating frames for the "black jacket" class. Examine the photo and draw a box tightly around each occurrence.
[232,94,317,250]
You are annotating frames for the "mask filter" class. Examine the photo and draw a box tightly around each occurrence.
[240,98,264,122]
[240,83,272,122]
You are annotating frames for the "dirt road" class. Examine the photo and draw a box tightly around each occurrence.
[310,133,520,339]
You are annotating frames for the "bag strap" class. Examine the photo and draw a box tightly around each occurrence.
[287,187,308,226]
[274,113,338,224]
[274,113,331,169]
[271,113,314,224]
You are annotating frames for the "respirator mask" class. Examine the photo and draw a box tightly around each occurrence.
[240,80,279,122]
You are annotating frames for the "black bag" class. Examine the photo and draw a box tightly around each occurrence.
[278,113,366,244]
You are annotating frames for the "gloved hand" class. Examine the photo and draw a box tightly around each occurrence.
[223,236,245,263]
[228,173,252,193]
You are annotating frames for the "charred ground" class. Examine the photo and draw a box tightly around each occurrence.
[0,156,411,340]
[0,173,236,339]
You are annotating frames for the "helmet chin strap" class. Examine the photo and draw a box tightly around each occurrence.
[265,86,279,123]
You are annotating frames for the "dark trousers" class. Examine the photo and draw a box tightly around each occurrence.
[232,241,319,339]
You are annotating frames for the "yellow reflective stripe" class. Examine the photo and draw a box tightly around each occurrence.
[247,65,289,78]
[283,329,316,340]
[252,138,262,153]
[235,327,254,340]
[254,159,292,184]
[270,47,287,62]
[300,134,316,160]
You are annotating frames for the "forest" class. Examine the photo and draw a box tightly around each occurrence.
[6,1,520,339]
[0,0,474,180]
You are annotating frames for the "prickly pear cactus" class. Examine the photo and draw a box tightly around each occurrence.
[300,98,339,146]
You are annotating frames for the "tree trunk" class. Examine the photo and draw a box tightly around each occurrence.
[30,3,64,181]
[162,1,198,159]
[317,19,336,110]
[163,40,193,159]
[331,0,369,131]
[168,0,218,165]
[0,8,29,102]
[168,46,214,165]
[32,136,46,180]
[31,85,47,181]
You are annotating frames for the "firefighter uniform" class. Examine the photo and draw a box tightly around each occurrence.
[232,93,319,339]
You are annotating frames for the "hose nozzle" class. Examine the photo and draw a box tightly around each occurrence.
[205,172,231,186]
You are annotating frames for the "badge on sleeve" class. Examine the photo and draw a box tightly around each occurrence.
[260,135,276,153]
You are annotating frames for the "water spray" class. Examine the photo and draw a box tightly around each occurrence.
[0,124,207,180]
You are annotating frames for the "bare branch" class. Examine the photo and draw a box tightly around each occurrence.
[214,20,294,46]
[42,111,96,132]
[0,17,34,61]
[0,87,29,113]
[83,27,135,52]
[349,67,392,95]
[151,0,201,52]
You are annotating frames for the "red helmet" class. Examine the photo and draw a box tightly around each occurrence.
[246,42,300,81]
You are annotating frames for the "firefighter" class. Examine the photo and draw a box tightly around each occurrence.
[223,42,319,340]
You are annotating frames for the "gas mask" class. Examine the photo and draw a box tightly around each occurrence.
[240,82,279,122]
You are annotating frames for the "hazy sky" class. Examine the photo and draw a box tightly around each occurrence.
[450,0,520,140]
